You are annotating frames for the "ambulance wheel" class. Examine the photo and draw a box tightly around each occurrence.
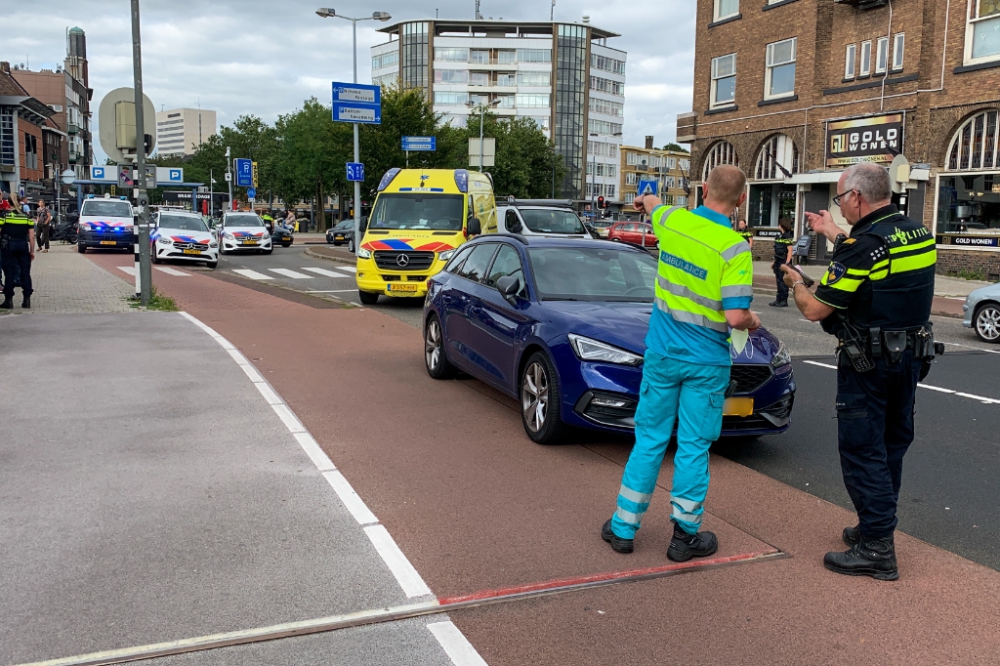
[358,290,379,305]
[424,314,456,379]
[520,352,565,445]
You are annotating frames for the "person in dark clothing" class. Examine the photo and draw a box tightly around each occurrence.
[769,217,794,307]
[1,193,35,309]
[735,218,753,251]
[36,199,52,252]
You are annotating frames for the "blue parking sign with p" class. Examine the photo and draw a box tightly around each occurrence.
[235,159,253,187]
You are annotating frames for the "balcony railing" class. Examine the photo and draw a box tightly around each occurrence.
[68,122,81,135]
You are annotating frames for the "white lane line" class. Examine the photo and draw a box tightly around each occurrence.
[428,621,490,666]
[254,382,283,406]
[232,269,273,280]
[306,290,357,294]
[271,403,307,433]
[803,358,1000,404]
[154,267,190,277]
[295,433,336,472]
[322,471,378,525]
[943,341,1000,355]
[118,266,136,276]
[334,264,357,273]
[269,268,313,279]
[301,267,353,279]
[364,525,433,598]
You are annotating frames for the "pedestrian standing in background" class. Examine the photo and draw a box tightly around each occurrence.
[36,199,52,253]
[602,164,760,562]
[1,193,35,309]
[769,217,794,307]
[736,217,753,251]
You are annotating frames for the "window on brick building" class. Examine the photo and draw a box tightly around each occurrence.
[965,0,1000,64]
[711,53,737,107]
[875,37,889,74]
[24,132,38,171]
[845,44,857,79]
[714,0,739,21]
[892,33,905,70]
[860,40,872,76]
[765,38,796,100]
[701,141,739,180]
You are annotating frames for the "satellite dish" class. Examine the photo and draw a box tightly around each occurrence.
[60,169,76,185]
[98,87,156,162]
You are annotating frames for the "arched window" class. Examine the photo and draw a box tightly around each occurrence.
[946,110,1000,171]
[754,135,799,180]
[702,141,739,180]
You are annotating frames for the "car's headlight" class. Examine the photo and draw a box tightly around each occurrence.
[80,223,92,231]
[157,237,172,244]
[771,342,792,368]
[224,232,234,240]
[439,249,456,261]
[568,334,643,366]
[357,247,371,259]
[209,242,218,248]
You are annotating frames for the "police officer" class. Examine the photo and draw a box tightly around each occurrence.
[781,162,937,581]
[736,217,753,251]
[1,193,36,309]
[603,164,760,561]
[769,217,793,307]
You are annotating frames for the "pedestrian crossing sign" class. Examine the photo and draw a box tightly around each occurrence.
[637,179,658,196]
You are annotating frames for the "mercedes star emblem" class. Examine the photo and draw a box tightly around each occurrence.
[396,254,410,267]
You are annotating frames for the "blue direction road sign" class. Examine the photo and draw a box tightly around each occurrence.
[332,81,382,125]
[332,82,381,105]
[247,187,257,199]
[402,136,436,152]
[235,158,253,187]
[637,179,659,197]
[346,163,365,182]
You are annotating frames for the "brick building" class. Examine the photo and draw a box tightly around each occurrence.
[0,62,54,199]
[677,0,1000,277]
[618,137,691,209]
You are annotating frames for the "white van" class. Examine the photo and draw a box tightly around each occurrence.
[496,200,596,240]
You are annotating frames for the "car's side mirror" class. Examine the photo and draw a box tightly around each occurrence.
[467,217,482,236]
[505,210,522,234]
[496,275,520,302]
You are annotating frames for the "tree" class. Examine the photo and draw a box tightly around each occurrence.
[663,142,689,153]
[465,110,565,198]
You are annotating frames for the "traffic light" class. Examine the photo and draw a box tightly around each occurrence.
[143,134,153,157]
[598,196,605,209]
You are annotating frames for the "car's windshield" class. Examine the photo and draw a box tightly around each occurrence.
[520,209,587,235]
[226,214,264,227]
[369,193,464,231]
[81,201,132,218]
[159,214,208,232]
[335,220,353,230]
[528,247,658,302]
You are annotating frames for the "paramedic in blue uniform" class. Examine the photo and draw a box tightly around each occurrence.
[602,164,760,562]
[782,162,937,581]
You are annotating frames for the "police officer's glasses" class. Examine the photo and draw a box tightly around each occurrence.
[832,189,856,208]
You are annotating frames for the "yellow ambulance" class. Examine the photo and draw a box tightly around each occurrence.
[356,168,498,304]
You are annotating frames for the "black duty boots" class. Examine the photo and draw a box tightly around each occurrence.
[768,300,788,307]
[1,296,12,310]
[824,533,899,581]
[667,523,718,562]
[22,295,30,309]
[843,525,860,546]
[601,519,634,554]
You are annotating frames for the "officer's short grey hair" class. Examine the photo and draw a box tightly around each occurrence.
[843,163,892,205]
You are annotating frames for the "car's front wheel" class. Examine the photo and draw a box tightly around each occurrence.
[520,352,564,444]
[424,314,456,379]
[348,238,355,253]
[974,302,1000,343]
[151,248,161,264]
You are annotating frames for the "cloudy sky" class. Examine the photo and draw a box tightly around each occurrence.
[5,0,695,162]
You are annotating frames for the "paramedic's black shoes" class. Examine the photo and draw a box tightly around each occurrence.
[824,534,899,581]
[601,519,634,554]
[667,523,718,562]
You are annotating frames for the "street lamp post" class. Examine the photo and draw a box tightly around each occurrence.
[589,132,599,217]
[316,9,391,246]
[466,99,501,172]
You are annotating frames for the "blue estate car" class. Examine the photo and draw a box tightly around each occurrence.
[423,235,795,444]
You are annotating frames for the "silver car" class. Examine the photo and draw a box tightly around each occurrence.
[963,282,1000,342]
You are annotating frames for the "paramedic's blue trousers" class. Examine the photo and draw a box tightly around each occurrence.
[611,351,729,538]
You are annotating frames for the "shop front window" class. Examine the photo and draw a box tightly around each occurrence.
[937,174,1000,233]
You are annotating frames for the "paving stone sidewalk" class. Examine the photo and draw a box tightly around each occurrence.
[0,244,133,314]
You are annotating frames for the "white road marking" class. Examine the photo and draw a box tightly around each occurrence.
[301,267,353,279]
[154,267,190,277]
[306,289,357,294]
[254,382,282,406]
[117,266,136,276]
[428,621,490,666]
[803,358,1000,404]
[295,433,336,472]
[334,264,357,273]
[232,269,273,280]
[943,341,1000,355]
[271,403,307,433]
[322,471,378,525]
[268,268,313,279]
[364,524,434,598]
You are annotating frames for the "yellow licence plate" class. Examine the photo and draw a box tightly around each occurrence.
[335,235,345,240]
[242,240,258,245]
[183,249,202,255]
[388,284,418,292]
[100,241,117,245]
[723,397,754,418]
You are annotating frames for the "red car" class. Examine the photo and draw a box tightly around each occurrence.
[608,222,658,248]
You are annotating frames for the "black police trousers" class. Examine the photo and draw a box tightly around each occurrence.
[1,238,32,297]
[836,349,922,538]
[773,263,789,303]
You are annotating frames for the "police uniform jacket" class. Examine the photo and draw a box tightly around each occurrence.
[773,230,793,265]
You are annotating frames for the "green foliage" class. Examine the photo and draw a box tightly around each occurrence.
[663,143,689,153]
[128,285,178,311]
[465,110,565,198]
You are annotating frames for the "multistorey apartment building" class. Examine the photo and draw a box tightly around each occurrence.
[371,19,627,202]
[678,0,1000,274]
[155,108,218,156]
[619,136,691,209]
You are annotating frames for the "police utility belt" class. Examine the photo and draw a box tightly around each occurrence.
[836,323,945,373]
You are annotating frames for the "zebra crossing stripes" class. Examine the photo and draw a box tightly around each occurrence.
[118,266,191,277]
[268,268,313,279]
[232,269,274,280]
[301,267,353,279]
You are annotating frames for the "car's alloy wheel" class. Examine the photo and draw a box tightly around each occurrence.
[520,352,564,444]
[348,238,355,253]
[975,303,1000,343]
[424,315,456,379]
